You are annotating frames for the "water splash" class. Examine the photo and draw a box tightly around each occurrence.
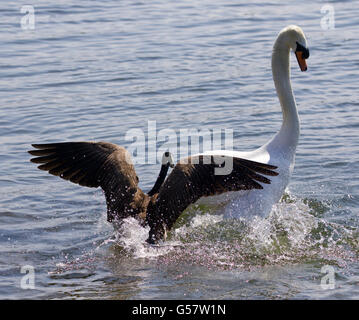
[95,217,183,260]
[155,193,359,271]
[52,193,358,274]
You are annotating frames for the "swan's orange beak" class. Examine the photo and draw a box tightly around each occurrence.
[295,51,307,72]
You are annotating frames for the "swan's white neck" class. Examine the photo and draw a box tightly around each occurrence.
[270,38,300,152]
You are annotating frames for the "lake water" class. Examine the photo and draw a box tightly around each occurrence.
[1,0,358,299]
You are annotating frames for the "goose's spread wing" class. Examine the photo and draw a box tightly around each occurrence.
[146,155,278,243]
[28,142,147,221]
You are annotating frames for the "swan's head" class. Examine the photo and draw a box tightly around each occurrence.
[276,25,310,72]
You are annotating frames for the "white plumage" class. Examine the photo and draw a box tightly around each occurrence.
[197,25,309,218]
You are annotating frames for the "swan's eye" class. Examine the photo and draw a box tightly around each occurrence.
[295,41,310,59]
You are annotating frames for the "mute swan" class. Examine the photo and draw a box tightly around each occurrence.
[202,25,309,219]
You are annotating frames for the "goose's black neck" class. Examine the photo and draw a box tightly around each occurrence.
[147,163,170,196]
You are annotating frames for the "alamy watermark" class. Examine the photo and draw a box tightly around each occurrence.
[20,5,35,30]
[320,4,335,30]
[20,265,35,289]
[125,120,234,174]
[320,265,335,290]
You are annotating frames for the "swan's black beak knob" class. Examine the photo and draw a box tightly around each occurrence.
[295,41,309,72]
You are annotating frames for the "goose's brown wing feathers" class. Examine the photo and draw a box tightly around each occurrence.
[146,155,278,243]
[29,142,147,221]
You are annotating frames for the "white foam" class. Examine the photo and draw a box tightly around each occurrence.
[116,217,175,259]
[99,193,356,269]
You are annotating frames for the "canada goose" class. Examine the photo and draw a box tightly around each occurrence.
[28,142,278,243]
